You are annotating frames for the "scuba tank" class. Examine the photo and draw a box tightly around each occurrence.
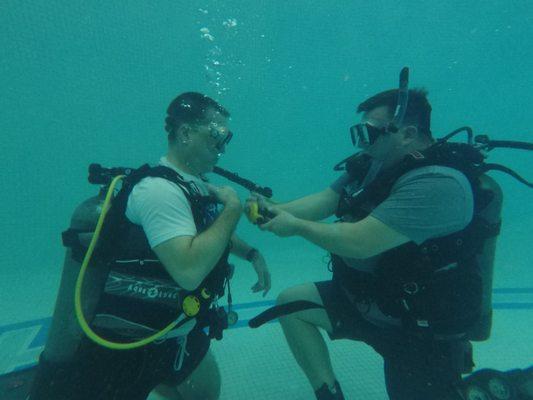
[42,191,109,362]
[466,174,503,341]
[28,191,110,399]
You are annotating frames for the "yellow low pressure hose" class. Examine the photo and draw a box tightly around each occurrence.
[74,174,186,350]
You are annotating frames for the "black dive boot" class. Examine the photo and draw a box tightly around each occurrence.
[315,381,345,400]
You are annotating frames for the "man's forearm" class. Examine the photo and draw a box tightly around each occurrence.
[230,234,255,259]
[187,204,241,281]
[294,219,365,259]
[278,197,316,219]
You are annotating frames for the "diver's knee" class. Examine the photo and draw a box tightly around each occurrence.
[277,284,307,306]
[276,287,293,306]
[178,350,221,400]
[190,377,220,400]
[178,377,220,400]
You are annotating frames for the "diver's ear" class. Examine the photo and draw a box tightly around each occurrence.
[401,125,418,144]
[177,124,192,144]
[404,125,418,138]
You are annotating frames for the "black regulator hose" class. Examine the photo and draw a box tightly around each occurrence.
[475,136,533,151]
[88,163,273,198]
[213,166,273,198]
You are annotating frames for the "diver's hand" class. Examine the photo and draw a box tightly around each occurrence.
[249,251,271,297]
[208,184,242,210]
[259,208,301,237]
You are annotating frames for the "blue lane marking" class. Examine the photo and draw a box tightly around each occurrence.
[29,319,51,348]
[231,300,275,310]
[0,317,51,334]
[493,288,533,294]
[493,302,533,310]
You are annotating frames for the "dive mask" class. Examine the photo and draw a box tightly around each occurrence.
[350,123,388,147]
[209,127,233,151]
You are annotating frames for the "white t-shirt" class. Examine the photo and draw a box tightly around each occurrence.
[125,156,209,248]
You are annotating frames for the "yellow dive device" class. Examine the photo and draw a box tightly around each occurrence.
[246,201,275,225]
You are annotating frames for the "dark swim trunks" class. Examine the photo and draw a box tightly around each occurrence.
[29,328,210,400]
[315,280,469,400]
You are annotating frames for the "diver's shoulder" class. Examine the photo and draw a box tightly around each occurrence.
[131,176,188,198]
[398,165,472,188]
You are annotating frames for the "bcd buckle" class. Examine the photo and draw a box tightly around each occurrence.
[403,282,419,295]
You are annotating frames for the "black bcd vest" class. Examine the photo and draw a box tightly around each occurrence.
[82,165,231,338]
[333,143,500,335]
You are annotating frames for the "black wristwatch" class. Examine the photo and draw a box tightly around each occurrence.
[245,248,259,262]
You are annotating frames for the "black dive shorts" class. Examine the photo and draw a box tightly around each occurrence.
[314,279,403,350]
[315,280,466,400]
[29,328,210,400]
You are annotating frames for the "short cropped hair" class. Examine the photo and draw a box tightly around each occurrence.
[165,92,229,139]
[357,88,432,137]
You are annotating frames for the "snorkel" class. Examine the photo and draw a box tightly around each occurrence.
[353,66,410,146]
[388,67,410,133]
